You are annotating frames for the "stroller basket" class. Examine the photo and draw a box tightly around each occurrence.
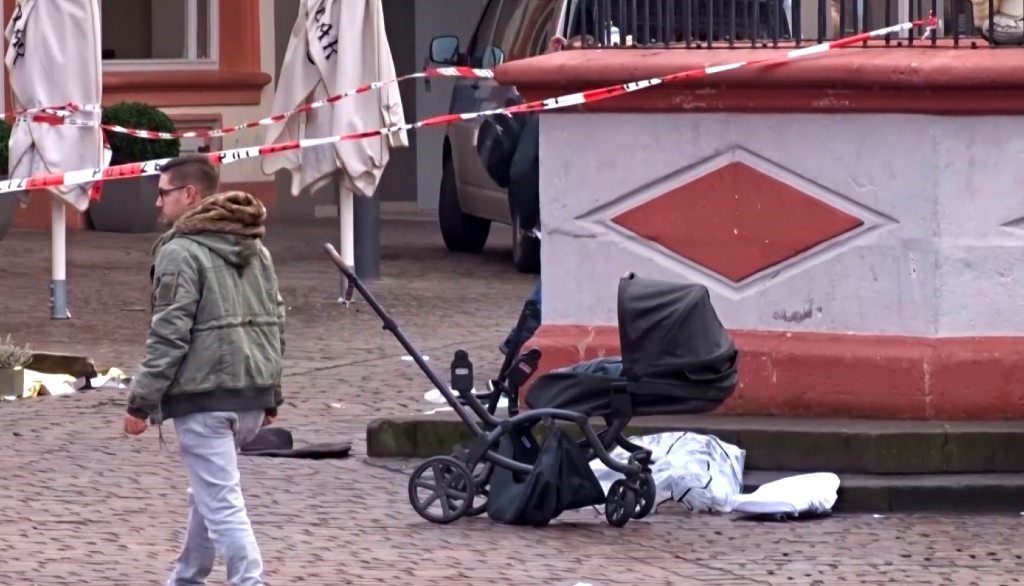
[322,244,736,527]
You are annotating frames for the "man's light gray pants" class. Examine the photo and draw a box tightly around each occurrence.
[167,410,265,586]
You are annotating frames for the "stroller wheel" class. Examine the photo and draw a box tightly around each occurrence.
[468,489,491,516]
[605,479,637,528]
[462,460,492,517]
[632,472,657,519]
[466,486,490,517]
[408,456,476,524]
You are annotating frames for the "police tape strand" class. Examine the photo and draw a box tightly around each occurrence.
[0,17,937,197]
[18,67,495,140]
[0,101,102,123]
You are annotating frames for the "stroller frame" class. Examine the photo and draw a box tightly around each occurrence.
[324,244,656,527]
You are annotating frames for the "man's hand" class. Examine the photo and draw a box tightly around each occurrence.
[124,413,148,435]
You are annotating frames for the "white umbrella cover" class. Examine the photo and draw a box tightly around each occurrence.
[4,0,104,319]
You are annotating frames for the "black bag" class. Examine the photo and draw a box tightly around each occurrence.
[507,113,540,231]
[486,424,606,526]
[476,113,524,188]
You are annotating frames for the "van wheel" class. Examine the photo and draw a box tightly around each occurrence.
[511,206,540,274]
[439,156,490,253]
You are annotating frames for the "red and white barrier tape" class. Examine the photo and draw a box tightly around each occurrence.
[18,67,494,139]
[0,18,936,197]
[0,102,101,123]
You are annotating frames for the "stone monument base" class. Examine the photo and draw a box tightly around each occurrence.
[524,326,1024,420]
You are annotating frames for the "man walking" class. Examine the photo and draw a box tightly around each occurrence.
[123,155,285,586]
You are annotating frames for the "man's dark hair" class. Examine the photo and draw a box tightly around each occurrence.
[160,155,220,197]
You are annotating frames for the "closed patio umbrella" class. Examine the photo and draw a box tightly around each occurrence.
[262,0,407,298]
[4,0,104,319]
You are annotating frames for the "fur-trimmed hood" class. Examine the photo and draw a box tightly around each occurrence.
[174,190,266,238]
[153,191,268,269]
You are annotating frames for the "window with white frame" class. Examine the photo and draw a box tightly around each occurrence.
[101,0,218,68]
[169,114,224,155]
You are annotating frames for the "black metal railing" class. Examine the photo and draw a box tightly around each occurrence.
[565,0,1017,47]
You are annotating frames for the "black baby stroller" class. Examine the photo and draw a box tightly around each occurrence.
[323,244,737,527]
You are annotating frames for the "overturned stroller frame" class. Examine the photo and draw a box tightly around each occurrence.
[323,244,659,527]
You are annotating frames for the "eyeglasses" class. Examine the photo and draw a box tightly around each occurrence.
[158,185,189,199]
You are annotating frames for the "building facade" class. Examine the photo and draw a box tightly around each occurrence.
[3,0,489,229]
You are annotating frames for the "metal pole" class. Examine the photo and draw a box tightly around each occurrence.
[50,197,69,320]
[338,180,356,304]
[353,193,380,280]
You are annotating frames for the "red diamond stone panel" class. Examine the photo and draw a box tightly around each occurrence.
[611,161,865,282]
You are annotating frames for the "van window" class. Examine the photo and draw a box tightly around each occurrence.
[475,0,531,68]
[482,0,563,65]
[468,0,504,68]
[500,0,562,59]
[489,1,530,62]
[471,0,563,67]
[523,1,561,56]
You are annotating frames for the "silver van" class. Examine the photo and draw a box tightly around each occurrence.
[427,0,571,274]
[426,0,790,273]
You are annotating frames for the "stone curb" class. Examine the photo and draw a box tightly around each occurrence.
[744,471,1024,513]
[368,414,1024,513]
[367,413,1024,474]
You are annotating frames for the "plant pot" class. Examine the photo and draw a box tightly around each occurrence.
[0,192,17,242]
[86,174,160,233]
[0,175,23,242]
[0,367,24,398]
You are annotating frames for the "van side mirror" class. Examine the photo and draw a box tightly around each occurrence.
[429,35,460,65]
[481,45,505,68]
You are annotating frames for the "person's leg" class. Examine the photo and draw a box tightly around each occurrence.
[500,278,542,356]
[173,411,266,586]
[165,488,216,586]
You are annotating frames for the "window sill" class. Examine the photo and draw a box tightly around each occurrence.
[103,69,272,107]
[102,59,220,72]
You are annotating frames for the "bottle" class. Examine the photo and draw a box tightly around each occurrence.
[450,349,474,394]
[608,21,621,46]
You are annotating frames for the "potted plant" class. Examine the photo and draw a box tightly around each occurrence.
[0,334,31,398]
[0,119,18,241]
[86,102,181,233]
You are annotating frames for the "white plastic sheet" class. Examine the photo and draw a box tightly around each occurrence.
[727,472,840,518]
[589,431,746,513]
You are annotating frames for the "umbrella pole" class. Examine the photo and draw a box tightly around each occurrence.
[338,184,355,305]
[353,193,380,281]
[50,197,69,320]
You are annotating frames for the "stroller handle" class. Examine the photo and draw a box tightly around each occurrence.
[321,242,490,436]
[322,243,357,281]
[322,243,361,305]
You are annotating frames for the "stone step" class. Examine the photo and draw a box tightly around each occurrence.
[367,413,1024,474]
[744,471,1024,513]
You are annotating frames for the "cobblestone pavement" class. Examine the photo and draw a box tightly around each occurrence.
[1,219,1023,585]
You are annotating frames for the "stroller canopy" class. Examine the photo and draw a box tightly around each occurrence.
[617,273,735,381]
[525,274,738,417]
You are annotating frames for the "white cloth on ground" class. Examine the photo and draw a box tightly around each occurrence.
[727,472,840,518]
[589,431,746,514]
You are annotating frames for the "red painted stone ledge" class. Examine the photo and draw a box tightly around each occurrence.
[522,324,1024,420]
[495,43,1024,114]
